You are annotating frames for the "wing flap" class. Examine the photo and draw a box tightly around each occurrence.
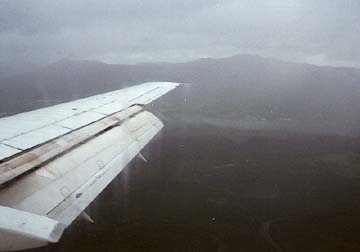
[0,111,163,225]
[48,117,163,225]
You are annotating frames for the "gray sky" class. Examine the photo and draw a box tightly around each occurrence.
[1,0,360,74]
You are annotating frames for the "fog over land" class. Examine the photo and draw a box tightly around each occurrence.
[1,54,360,135]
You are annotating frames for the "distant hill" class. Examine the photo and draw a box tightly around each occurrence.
[1,54,360,134]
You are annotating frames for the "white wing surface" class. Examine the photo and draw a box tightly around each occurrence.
[0,82,179,251]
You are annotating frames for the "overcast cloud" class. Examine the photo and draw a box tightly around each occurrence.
[1,0,360,74]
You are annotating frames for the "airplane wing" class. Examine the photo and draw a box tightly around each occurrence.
[0,82,179,251]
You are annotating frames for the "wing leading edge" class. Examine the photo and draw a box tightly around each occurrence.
[0,82,179,251]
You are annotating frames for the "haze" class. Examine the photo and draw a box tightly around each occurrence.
[1,0,360,76]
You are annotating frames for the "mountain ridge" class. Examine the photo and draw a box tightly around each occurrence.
[1,54,359,135]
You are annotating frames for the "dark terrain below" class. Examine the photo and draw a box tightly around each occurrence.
[25,87,360,252]
[2,55,360,251]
